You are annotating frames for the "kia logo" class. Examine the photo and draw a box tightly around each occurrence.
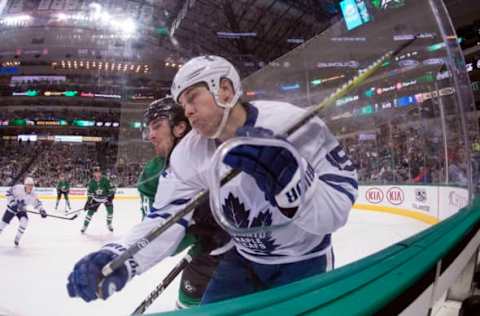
[366,188,383,204]
[387,187,404,205]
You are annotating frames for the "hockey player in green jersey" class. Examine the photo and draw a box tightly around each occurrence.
[55,173,71,212]
[138,156,165,221]
[81,166,115,233]
[138,97,230,308]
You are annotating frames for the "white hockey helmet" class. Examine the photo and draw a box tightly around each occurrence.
[170,55,243,109]
[24,177,34,186]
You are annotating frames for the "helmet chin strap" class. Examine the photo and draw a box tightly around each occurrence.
[208,92,239,140]
[210,106,231,139]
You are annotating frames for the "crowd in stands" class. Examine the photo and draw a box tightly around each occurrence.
[0,141,153,188]
[341,126,479,188]
[1,124,478,190]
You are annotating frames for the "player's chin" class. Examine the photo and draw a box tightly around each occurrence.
[154,145,167,157]
[193,124,215,138]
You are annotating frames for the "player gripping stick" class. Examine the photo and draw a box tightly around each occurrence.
[80,167,115,233]
[138,97,230,308]
[0,177,47,246]
[55,173,72,213]
[67,56,357,305]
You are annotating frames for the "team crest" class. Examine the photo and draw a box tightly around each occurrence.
[415,188,427,202]
[222,193,279,255]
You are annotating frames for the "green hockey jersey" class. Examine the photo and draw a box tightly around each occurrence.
[56,180,70,192]
[138,156,166,216]
[87,176,114,199]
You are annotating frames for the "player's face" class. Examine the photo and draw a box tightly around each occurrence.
[147,118,175,157]
[94,171,101,180]
[178,84,224,138]
[25,184,33,193]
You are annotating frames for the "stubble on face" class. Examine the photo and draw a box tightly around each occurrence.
[148,119,175,158]
[179,85,224,138]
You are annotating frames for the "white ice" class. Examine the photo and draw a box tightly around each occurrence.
[0,198,430,316]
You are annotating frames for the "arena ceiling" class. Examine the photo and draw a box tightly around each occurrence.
[0,1,478,89]
[0,0,339,80]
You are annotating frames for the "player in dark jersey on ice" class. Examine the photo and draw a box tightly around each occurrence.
[81,167,115,233]
[138,97,230,308]
[55,173,71,213]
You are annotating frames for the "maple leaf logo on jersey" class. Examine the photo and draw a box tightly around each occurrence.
[250,210,272,227]
[222,193,279,255]
[223,192,250,228]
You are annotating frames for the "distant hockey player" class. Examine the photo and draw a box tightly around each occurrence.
[81,167,115,233]
[55,173,71,212]
[138,97,230,308]
[0,177,47,246]
[67,56,357,304]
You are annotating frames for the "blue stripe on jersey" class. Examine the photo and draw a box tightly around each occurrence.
[147,211,188,230]
[305,234,331,255]
[147,212,169,219]
[326,155,341,170]
[170,198,190,206]
[7,206,17,213]
[319,178,355,204]
[319,174,358,189]
[244,102,259,127]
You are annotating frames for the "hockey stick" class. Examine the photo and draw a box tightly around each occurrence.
[131,254,193,315]
[65,197,110,216]
[65,207,86,216]
[100,37,418,280]
[26,210,78,220]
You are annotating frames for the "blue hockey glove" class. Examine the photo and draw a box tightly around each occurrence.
[223,126,304,209]
[66,244,137,302]
[39,209,47,218]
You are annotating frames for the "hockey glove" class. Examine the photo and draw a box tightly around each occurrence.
[66,243,137,302]
[39,209,47,218]
[93,196,108,203]
[223,126,308,211]
[84,197,101,210]
[84,196,93,210]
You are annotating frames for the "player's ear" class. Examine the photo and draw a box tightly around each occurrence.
[219,78,234,103]
[173,121,188,138]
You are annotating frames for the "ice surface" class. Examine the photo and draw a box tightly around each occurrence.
[0,198,429,316]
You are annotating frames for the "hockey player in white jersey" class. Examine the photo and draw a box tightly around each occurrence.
[0,177,47,246]
[66,55,358,304]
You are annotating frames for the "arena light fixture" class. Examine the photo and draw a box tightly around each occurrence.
[1,14,32,26]
[56,13,69,21]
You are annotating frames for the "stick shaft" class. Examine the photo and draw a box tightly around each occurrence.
[65,207,85,216]
[131,255,192,315]
[102,39,418,278]
[26,210,78,220]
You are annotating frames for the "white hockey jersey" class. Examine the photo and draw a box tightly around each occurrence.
[6,184,44,213]
[121,100,358,273]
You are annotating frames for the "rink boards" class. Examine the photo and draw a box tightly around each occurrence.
[0,184,469,223]
[0,184,473,316]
